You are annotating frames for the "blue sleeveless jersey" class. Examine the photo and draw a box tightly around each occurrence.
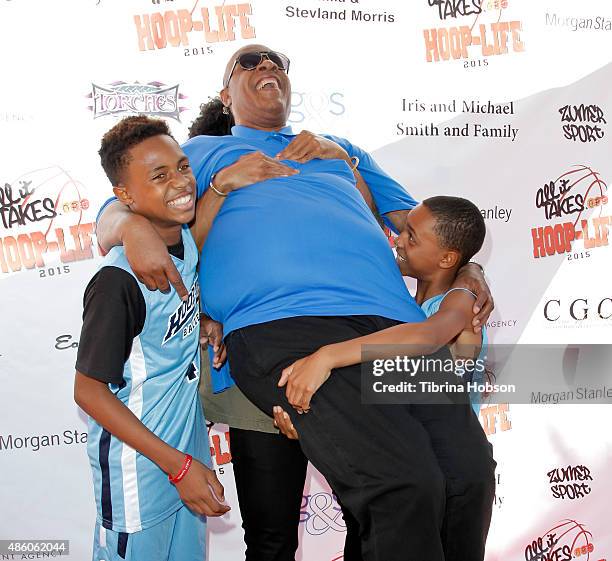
[87,228,210,533]
[421,288,488,415]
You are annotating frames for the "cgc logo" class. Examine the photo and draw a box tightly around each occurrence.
[423,0,525,66]
[87,81,187,122]
[531,165,609,259]
[543,298,611,323]
[133,2,256,55]
[0,167,99,278]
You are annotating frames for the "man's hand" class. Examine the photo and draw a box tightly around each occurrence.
[213,151,298,193]
[123,216,188,300]
[275,130,349,164]
[272,406,299,440]
[278,349,333,412]
[200,315,226,369]
[454,263,494,332]
[174,459,230,517]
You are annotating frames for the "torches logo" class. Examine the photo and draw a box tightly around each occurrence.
[87,81,188,122]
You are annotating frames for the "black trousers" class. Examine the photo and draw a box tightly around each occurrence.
[226,315,495,561]
[229,427,362,561]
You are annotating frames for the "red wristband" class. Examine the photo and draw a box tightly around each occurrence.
[168,454,193,484]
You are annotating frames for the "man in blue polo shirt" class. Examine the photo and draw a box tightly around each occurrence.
[97,45,495,561]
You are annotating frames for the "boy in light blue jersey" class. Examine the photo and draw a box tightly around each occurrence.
[278,195,489,416]
[74,116,229,561]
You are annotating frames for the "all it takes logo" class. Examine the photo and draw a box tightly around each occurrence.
[423,0,525,66]
[87,81,188,121]
[531,165,609,260]
[0,167,99,278]
[524,519,605,561]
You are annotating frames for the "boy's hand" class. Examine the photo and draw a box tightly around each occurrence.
[454,263,494,333]
[174,459,231,517]
[272,406,299,440]
[278,350,333,413]
[123,216,188,300]
[200,316,227,368]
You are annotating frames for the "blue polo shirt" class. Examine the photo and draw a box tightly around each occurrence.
[183,125,425,349]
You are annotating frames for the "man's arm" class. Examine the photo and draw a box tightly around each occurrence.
[74,373,229,517]
[384,209,410,233]
[191,187,226,252]
[324,136,419,233]
[189,152,297,251]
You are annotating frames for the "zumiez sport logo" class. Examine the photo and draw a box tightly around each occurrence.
[87,81,187,122]
[559,104,607,143]
[423,0,525,66]
[163,280,200,344]
[547,465,593,500]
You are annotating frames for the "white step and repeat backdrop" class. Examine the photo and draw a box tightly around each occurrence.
[1,1,611,560]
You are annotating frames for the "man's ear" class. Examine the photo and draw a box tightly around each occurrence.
[440,250,461,270]
[113,185,133,206]
[220,89,231,111]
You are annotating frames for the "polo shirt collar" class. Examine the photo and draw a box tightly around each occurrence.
[231,124,294,139]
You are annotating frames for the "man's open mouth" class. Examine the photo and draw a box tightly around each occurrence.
[256,76,280,90]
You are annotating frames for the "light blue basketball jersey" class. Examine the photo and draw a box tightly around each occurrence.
[87,227,210,533]
[421,288,488,415]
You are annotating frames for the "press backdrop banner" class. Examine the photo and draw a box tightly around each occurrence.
[1,1,611,560]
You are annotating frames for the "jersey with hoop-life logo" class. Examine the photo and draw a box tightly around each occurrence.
[85,227,209,533]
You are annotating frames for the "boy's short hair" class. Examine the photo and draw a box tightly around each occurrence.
[99,115,175,185]
[422,196,486,268]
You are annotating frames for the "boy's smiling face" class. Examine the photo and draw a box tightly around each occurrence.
[114,135,196,228]
[395,203,452,278]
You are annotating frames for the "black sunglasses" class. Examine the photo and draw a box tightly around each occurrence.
[224,51,290,87]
